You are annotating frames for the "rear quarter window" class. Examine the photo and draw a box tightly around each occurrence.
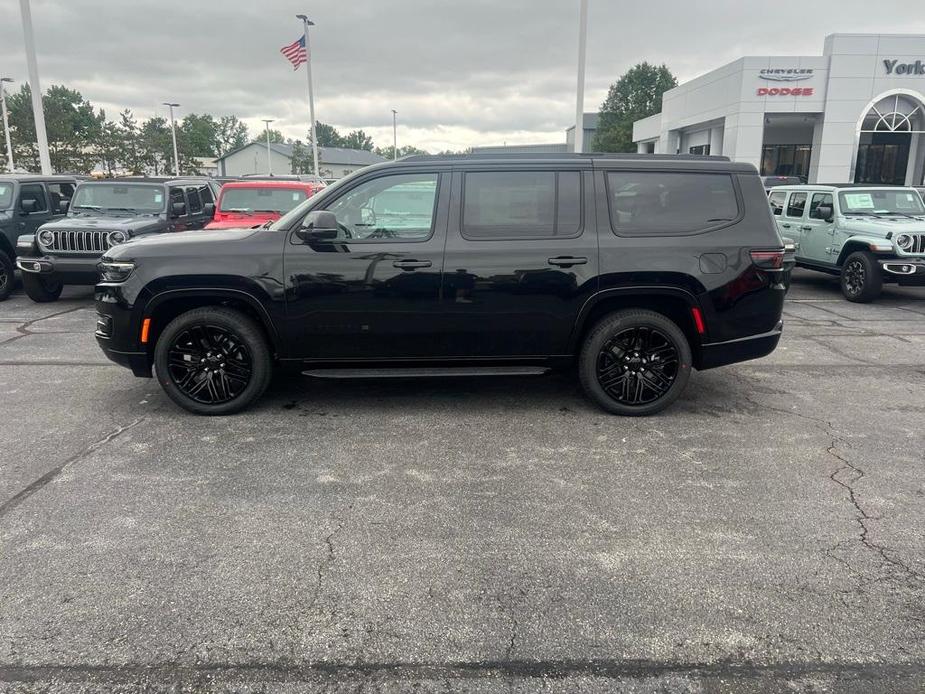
[607,171,739,236]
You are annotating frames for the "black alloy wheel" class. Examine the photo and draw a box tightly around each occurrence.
[840,251,882,303]
[596,326,680,406]
[154,307,272,415]
[579,309,692,416]
[167,324,253,404]
[0,251,12,301]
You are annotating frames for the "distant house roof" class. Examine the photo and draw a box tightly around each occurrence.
[216,141,386,167]
[565,112,600,134]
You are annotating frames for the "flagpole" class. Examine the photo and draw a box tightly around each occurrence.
[296,14,320,178]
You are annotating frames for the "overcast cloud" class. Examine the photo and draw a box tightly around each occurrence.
[1,0,923,152]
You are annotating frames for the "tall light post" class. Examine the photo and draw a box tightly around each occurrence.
[573,0,589,153]
[163,102,180,176]
[18,0,51,173]
[391,109,398,160]
[296,14,320,177]
[262,119,274,175]
[0,78,14,172]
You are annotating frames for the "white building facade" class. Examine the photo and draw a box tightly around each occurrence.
[633,34,925,186]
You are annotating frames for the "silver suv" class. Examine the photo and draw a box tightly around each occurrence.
[768,185,925,301]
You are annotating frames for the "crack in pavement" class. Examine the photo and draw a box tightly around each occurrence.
[306,503,354,616]
[0,416,147,519]
[0,306,87,347]
[729,371,924,593]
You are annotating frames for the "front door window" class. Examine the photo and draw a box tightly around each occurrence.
[324,173,438,241]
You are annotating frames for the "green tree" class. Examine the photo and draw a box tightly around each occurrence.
[290,139,312,174]
[341,129,374,151]
[215,115,248,156]
[180,113,218,157]
[311,121,343,147]
[116,110,145,174]
[139,116,173,175]
[374,144,428,159]
[592,62,677,153]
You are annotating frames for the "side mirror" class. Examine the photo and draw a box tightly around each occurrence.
[59,199,70,214]
[20,199,37,215]
[296,210,339,242]
[203,202,215,218]
[814,204,834,222]
[171,201,187,217]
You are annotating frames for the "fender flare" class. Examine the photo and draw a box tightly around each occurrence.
[567,286,703,353]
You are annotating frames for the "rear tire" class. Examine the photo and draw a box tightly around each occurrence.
[579,309,692,416]
[0,251,13,301]
[840,251,882,303]
[22,272,63,303]
[154,307,273,416]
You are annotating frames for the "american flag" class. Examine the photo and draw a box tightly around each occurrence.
[280,35,307,70]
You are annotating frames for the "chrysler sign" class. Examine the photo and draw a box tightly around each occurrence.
[759,68,814,82]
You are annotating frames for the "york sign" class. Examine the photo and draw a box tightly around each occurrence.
[884,59,925,75]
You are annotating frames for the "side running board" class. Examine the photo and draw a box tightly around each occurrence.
[302,366,550,379]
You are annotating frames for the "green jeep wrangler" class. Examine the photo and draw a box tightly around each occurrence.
[769,185,925,302]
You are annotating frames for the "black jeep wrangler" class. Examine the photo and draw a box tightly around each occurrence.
[0,174,77,301]
[16,177,219,302]
[96,153,788,417]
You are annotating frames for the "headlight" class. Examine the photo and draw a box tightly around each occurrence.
[108,230,128,245]
[98,260,135,283]
[896,233,913,251]
[38,229,54,247]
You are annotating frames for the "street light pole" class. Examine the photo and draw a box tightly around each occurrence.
[392,109,398,160]
[18,0,51,173]
[263,119,274,175]
[573,0,589,154]
[296,14,320,178]
[163,102,180,176]
[0,78,14,172]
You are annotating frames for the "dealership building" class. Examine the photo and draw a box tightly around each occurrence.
[632,34,925,186]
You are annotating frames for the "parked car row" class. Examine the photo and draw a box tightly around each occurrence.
[1,174,326,302]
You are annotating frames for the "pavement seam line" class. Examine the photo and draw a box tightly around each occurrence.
[0,417,146,519]
[0,307,87,347]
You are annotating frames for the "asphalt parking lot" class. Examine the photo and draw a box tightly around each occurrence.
[0,269,924,692]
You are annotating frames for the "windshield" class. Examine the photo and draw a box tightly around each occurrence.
[219,187,308,214]
[0,183,12,210]
[838,189,925,215]
[70,183,165,214]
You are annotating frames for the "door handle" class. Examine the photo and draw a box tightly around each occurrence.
[548,256,588,267]
[800,225,812,231]
[780,223,792,229]
[392,259,432,270]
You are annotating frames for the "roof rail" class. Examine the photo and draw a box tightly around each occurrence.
[398,152,731,163]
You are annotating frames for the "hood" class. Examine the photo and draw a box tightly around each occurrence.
[840,215,925,237]
[42,214,164,234]
[104,227,261,260]
[204,218,267,230]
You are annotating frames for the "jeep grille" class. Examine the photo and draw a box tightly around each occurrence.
[41,230,112,254]
[905,233,925,254]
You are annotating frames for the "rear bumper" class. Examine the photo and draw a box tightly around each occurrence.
[16,254,100,284]
[879,258,925,286]
[696,322,783,370]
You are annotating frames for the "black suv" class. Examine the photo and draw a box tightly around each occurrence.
[95,154,787,416]
[16,177,219,302]
[0,174,77,300]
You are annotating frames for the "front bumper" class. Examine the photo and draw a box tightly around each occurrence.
[696,321,783,370]
[95,287,151,377]
[879,258,925,286]
[16,254,101,285]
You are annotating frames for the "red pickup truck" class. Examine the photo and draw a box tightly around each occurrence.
[205,179,325,229]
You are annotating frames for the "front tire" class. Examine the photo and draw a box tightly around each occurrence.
[840,251,882,303]
[579,309,692,416]
[154,307,272,415]
[0,251,13,301]
[22,272,63,303]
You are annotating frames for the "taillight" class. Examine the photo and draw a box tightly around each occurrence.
[750,249,784,270]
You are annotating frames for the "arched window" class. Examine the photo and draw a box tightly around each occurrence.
[860,95,925,133]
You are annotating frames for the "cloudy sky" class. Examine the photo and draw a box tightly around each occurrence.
[1,0,924,152]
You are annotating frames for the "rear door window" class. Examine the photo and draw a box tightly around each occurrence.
[768,191,786,216]
[461,171,582,239]
[786,192,807,218]
[607,171,739,236]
